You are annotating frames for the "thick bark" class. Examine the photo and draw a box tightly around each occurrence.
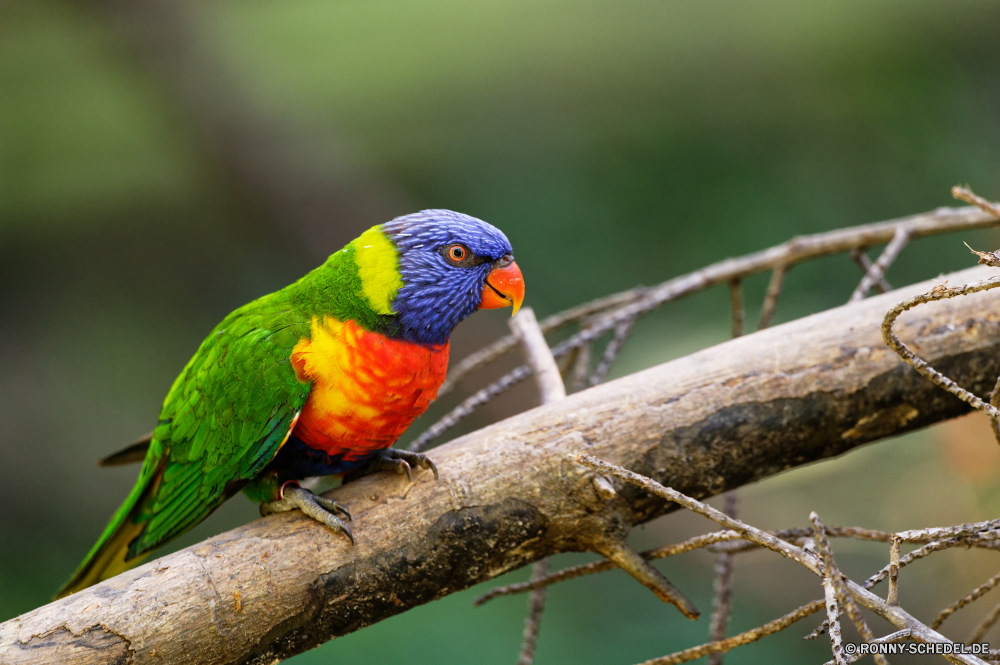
[5,265,1000,665]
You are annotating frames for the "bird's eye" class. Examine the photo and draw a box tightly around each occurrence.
[447,244,468,262]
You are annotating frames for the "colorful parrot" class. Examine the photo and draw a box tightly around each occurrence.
[56,210,524,599]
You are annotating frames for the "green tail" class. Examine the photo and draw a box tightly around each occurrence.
[55,451,166,599]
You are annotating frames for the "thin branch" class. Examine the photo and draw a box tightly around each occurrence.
[570,342,592,393]
[850,248,893,293]
[729,279,744,337]
[510,307,566,404]
[953,186,1000,220]
[812,512,887,665]
[933,570,1000,630]
[438,289,646,397]
[516,559,550,665]
[849,228,911,302]
[637,600,825,665]
[822,573,847,665]
[474,531,741,606]
[969,601,1000,644]
[757,264,788,330]
[888,536,901,606]
[588,318,637,387]
[707,494,738,665]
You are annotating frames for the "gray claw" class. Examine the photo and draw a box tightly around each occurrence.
[261,487,354,544]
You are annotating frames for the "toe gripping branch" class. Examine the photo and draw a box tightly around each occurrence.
[367,448,440,482]
[585,474,700,620]
[261,482,355,545]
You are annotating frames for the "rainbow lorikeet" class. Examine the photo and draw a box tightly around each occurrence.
[56,210,524,599]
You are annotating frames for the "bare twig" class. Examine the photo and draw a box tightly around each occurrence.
[509,307,568,664]
[569,342,592,393]
[888,536,901,606]
[438,289,646,397]
[728,279,744,337]
[516,559,550,665]
[510,308,567,404]
[953,186,1000,220]
[757,264,788,330]
[707,494,738,665]
[477,522,1000,607]
[933,570,1000,630]
[408,365,532,451]
[850,248,893,293]
[822,573,847,665]
[638,600,826,665]
[574,455,988,665]
[812,512,887,665]
[969,601,1000,644]
[588,319,637,387]
[850,228,911,302]
[474,531,742,606]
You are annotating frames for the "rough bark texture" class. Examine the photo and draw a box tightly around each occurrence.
[5,265,1000,665]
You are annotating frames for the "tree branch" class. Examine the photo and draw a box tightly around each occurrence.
[6,264,1000,664]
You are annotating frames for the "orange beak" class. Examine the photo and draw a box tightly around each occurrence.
[480,259,525,316]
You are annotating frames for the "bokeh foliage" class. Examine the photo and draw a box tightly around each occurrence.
[2,0,1000,662]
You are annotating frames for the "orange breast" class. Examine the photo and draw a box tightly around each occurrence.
[289,317,449,459]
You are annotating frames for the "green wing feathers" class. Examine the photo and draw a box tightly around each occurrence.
[56,297,311,598]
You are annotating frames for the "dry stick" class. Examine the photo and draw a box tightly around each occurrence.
[757,264,788,330]
[953,185,1000,220]
[635,600,826,665]
[706,496,739,665]
[509,308,568,665]
[588,318,637,387]
[822,574,847,665]
[933,570,1000,630]
[416,205,1000,450]
[474,531,743,607]
[850,248,893,293]
[970,601,1000,644]
[728,279,744,338]
[476,523,1000,607]
[811,512,887,665]
[888,536,901,606]
[570,342,592,394]
[438,288,646,397]
[574,455,989,665]
[849,227,911,302]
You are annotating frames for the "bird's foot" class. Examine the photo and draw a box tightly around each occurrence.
[363,448,439,482]
[260,482,354,544]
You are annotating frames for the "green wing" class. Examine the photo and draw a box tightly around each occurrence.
[133,298,311,553]
[57,296,311,598]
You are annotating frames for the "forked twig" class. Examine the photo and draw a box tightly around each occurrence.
[572,454,987,665]
[849,227,911,302]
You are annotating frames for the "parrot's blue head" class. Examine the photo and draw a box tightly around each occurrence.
[380,209,524,345]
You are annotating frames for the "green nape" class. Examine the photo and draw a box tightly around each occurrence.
[290,225,402,336]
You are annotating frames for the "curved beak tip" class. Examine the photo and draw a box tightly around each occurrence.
[481,260,525,315]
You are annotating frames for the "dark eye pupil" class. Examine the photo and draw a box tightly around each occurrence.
[452,247,463,259]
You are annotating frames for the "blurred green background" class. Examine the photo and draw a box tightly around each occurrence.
[3,0,1000,662]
